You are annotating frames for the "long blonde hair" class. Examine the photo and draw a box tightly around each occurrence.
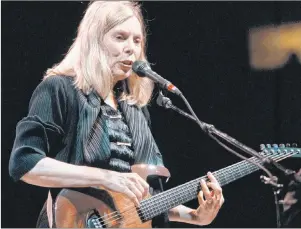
[44,1,153,106]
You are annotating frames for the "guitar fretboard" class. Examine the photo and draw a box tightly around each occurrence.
[139,149,298,221]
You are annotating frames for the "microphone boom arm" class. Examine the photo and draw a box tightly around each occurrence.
[157,91,295,182]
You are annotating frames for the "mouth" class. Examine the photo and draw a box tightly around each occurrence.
[120,60,133,66]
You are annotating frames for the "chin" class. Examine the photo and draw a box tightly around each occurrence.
[123,71,132,79]
[115,74,129,82]
[113,68,132,82]
[124,72,132,79]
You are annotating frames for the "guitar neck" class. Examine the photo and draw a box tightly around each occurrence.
[139,149,296,221]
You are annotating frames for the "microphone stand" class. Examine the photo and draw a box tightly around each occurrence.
[156,91,296,227]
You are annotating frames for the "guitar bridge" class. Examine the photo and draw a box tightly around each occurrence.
[86,209,105,228]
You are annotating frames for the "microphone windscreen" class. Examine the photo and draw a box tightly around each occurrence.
[132,61,149,77]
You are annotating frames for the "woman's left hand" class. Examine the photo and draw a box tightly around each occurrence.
[193,171,225,225]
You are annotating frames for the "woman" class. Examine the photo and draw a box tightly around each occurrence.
[9,1,224,227]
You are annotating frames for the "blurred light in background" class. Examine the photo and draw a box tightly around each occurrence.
[249,22,301,70]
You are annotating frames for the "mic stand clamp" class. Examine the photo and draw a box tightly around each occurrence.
[259,175,283,228]
[260,175,282,189]
[156,91,196,121]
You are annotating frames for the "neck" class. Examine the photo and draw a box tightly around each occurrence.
[112,78,119,88]
[103,78,126,110]
[104,91,118,110]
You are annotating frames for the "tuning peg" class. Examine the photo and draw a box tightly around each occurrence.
[269,149,274,153]
[289,148,295,153]
[283,149,288,154]
[266,144,272,148]
[272,144,279,148]
[260,144,266,150]
[277,149,282,154]
[286,143,291,148]
[279,144,285,148]
[263,149,269,154]
[292,143,298,147]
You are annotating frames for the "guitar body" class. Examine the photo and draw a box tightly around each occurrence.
[54,164,171,228]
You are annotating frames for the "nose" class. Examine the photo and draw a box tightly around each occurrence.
[124,40,134,55]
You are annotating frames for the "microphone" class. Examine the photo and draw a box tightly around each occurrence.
[132,61,182,95]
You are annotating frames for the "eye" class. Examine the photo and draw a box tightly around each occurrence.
[134,38,142,45]
[116,35,125,41]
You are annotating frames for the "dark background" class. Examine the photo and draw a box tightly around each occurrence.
[2,1,301,228]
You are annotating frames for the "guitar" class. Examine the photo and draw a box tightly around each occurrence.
[53,144,300,228]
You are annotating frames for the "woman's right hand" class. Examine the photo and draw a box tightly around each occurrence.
[103,170,150,206]
[18,157,149,207]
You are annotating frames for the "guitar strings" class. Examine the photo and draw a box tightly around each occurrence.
[127,151,297,216]
[92,155,253,224]
[93,152,296,227]
[98,151,297,227]
[92,151,297,227]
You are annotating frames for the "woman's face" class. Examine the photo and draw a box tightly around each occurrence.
[103,15,143,83]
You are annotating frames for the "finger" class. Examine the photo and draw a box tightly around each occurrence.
[131,178,146,198]
[133,176,149,196]
[200,179,212,201]
[206,182,222,196]
[207,183,222,204]
[197,190,205,205]
[128,183,143,203]
[131,173,149,195]
[123,187,140,207]
[210,190,216,200]
[207,172,220,185]
[220,195,225,205]
[207,182,225,208]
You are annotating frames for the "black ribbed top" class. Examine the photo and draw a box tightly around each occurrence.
[101,103,135,172]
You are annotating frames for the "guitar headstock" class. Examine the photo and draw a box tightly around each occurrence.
[259,143,301,158]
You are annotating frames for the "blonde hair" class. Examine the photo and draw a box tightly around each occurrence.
[44,1,154,106]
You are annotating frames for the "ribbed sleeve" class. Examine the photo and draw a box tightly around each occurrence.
[9,76,68,181]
